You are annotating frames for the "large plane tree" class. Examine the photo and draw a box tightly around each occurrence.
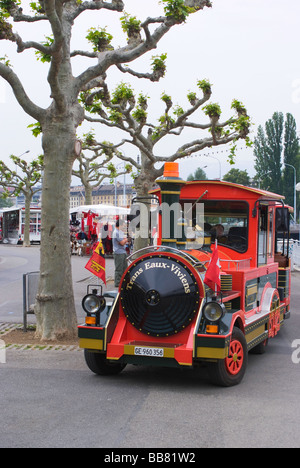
[0,0,213,340]
[83,81,251,249]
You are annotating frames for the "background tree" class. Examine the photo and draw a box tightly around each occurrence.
[0,0,213,340]
[73,131,131,205]
[0,154,44,246]
[222,168,250,186]
[187,167,207,181]
[283,113,299,211]
[83,81,251,249]
[254,112,283,194]
[254,112,299,216]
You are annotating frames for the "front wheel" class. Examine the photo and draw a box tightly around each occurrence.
[208,327,248,387]
[84,350,126,375]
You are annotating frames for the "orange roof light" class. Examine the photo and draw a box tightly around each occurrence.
[163,162,179,178]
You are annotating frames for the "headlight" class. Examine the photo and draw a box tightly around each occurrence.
[203,301,225,322]
[82,294,106,314]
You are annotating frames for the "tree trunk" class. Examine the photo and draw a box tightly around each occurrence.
[132,156,160,252]
[23,192,32,247]
[84,184,93,205]
[35,120,78,341]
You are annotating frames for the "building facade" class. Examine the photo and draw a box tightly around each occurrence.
[70,182,134,208]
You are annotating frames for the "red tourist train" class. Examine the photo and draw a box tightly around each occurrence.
[78,162,291,386]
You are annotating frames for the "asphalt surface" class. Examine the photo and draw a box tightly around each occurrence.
[0,244,116,324]
[1,245,300,449]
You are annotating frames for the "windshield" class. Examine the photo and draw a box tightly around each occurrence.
[186,200,249,253]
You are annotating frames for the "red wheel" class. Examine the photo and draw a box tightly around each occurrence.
[225,339,244,375]
[208,327,248,386]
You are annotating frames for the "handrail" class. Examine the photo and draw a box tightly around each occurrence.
[127,245,206,269]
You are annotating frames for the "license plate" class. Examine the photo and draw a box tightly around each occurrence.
[134,346,164,357]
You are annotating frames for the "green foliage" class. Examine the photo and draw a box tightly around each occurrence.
[187,91,197,104]
[86,27,113,52]
[231,99,247,115]
[173,105,184,117]
[120,13,141,37]
[151,53,167,73]
[137,93,148,108]
[35,36,53,62]
[187,167,207,181]
[0,54,11,66]
[27,121,42,137]
[160,0,195,23]
[161,92,172,105]
[197,79,212,95]
[109,109,123,125]
[0,16,14,40]
[82,130,96,147]
[0,0,20,16]
[203,103,221,118]
[111,82,134,105]
[223,168,250,186]
[79,90,104,114]
[30,2,45,14]
[132,106,147,123]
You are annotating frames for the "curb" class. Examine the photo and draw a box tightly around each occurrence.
[0,323,82,352]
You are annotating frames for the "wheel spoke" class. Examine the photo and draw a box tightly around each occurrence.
[225,339,244,375]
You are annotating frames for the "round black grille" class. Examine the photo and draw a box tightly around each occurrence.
[120,254,200,337]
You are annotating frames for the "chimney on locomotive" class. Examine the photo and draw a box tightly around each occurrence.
[156,162,187,249]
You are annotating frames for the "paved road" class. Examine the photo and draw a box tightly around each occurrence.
[1,245,300,448]
[0,244,116,324]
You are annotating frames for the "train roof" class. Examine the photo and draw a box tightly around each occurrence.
[151,178,284,202]
[182,179,284,201]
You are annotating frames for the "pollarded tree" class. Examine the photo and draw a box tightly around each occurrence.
[73,131,131,205]
[0,153,44,247]
[82,81,251,249]
[0,0,213,340]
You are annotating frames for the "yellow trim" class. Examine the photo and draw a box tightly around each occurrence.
[161,239,177,243]
[104,293,120,349]
[79,338,103,350]
[246,285,258,296]
[246,324,265,344]
[197,346,228,359]
[156,178,185,184]
[160,190,181,195]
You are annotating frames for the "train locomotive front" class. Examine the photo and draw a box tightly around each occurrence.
[78,162,291,386]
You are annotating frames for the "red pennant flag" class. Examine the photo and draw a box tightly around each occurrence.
[204,242,221,293]
[85,239,106,284]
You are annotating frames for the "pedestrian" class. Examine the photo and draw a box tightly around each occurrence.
[112,219,129,288]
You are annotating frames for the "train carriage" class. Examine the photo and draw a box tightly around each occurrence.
[78,163,291,386]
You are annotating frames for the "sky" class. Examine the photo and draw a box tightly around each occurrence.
[0,0,300,184]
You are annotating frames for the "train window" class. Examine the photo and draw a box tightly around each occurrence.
[258,205,268,265]
[189,200,248,253]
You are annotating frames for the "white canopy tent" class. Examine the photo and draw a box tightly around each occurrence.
[70,204,130,217]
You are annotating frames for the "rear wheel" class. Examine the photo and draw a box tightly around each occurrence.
[208,327,248,387]
[84,350,126,375]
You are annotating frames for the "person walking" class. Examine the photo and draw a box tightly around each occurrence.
[112,219,129,288]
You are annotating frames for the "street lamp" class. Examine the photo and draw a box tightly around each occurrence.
[285,163,296,221]
[203,154,221,180]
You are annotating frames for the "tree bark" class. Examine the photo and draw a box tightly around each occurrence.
[35,118,78,341]
[132,155,161,252]
[23,192,31,247]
